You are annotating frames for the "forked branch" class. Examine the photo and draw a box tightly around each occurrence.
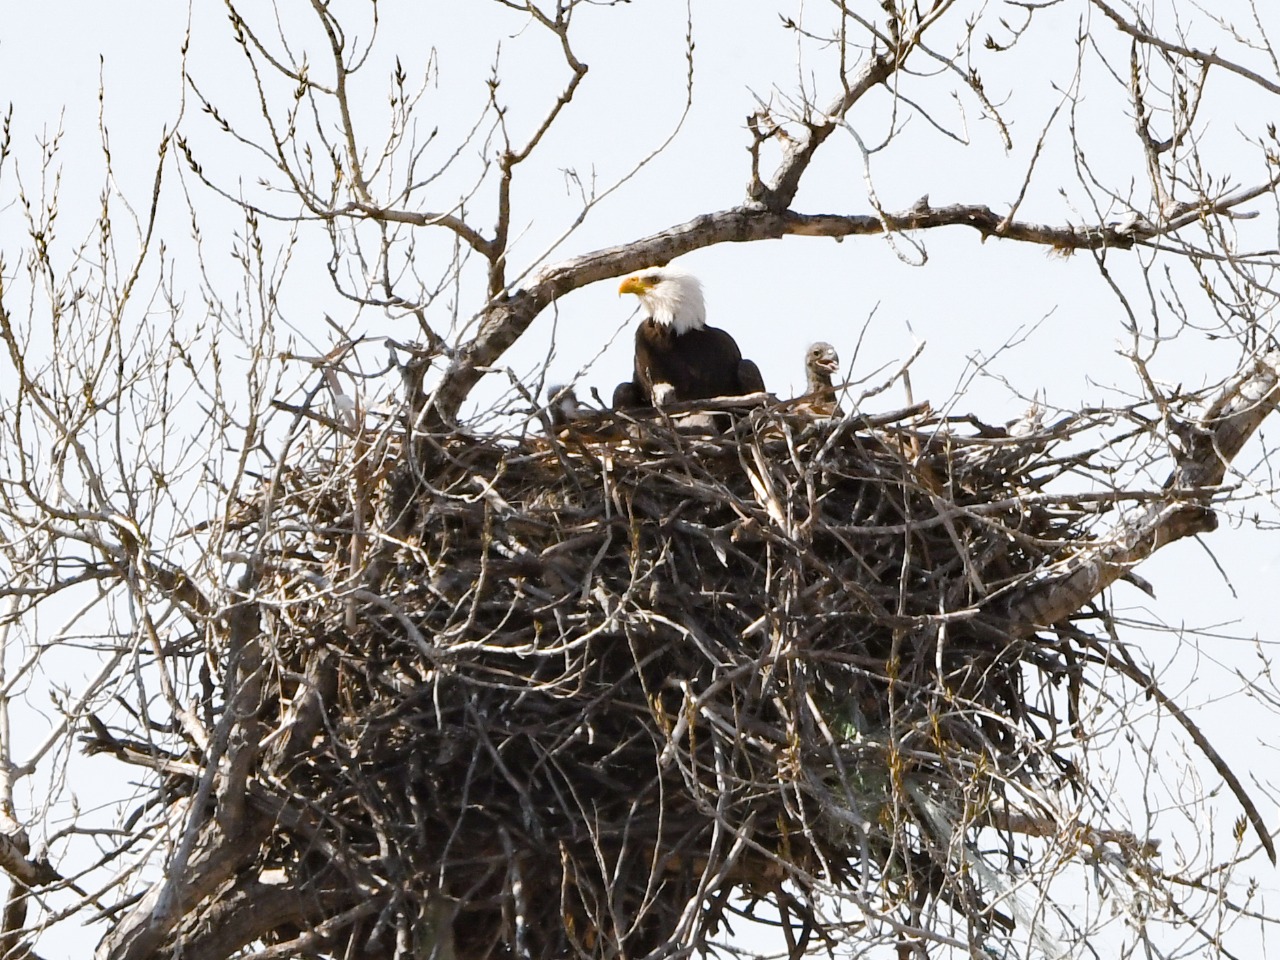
[1004,349,1280,632]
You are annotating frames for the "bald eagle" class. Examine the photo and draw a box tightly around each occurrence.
[611,267,766,410]
[795,341,842,417]
[545,384,583,430]
[544,383,627,442]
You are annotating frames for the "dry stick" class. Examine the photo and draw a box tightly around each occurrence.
[1084,634,1276,865]
[1090,0,1280,97]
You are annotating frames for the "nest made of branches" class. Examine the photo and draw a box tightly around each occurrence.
[192,399,1149,958]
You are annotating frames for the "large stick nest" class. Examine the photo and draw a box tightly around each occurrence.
[210,399,1140,958]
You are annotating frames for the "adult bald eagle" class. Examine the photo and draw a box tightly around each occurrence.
[611,267,766,410]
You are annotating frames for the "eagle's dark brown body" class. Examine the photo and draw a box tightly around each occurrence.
[613,319,766,409]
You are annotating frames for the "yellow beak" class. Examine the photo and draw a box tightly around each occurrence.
[618,275,647,296]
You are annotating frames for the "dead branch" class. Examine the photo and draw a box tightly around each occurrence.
[1004,349,1280,632]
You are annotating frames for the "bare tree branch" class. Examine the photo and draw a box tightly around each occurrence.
[1092,0,1280,96]
[1004,349,1280,631]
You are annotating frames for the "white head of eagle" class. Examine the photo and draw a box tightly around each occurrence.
[618,267,706,335]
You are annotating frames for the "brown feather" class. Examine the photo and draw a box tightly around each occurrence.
[616,321,766,408]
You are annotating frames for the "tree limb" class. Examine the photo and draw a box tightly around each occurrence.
[1090,0,1280,97]
[165,879,358,960]
[95,815,271,960]
[752,54,894,210]
[0,832,61,891]
[1002,349,1280,630]
[428,197,1217,422]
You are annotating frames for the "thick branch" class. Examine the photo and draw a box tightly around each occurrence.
[428,198,1180,422]
[0,832,61,891]
[96,815,271,960]
[166,880,357,960]
[97,582,270,960]
[98,643,339,960]
[755,54,895,210]
[1002,350,1280,631]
